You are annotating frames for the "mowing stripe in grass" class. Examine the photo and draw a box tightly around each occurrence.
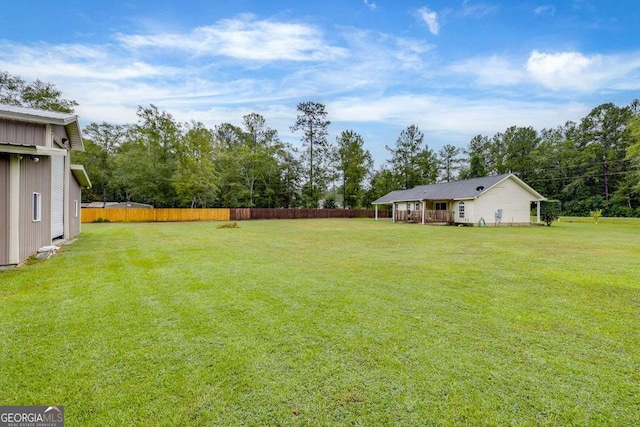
[1,219,638,425]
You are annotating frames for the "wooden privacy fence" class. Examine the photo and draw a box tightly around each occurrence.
[82,208,387,223]
[81,208,230,223]
[230,208,386,220]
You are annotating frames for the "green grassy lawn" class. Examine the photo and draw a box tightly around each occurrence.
[1,219,639,426]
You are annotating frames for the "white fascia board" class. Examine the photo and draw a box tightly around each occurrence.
[70,164,92,188]
[0,145,68,156]
[37,146,69,156]
[0,144,38,155]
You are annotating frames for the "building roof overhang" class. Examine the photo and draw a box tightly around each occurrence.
[0,142,69,156]
[70,164,92,188]
[0,105,84,152]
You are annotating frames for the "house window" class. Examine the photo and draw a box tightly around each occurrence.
[74,200,79,218]
[435,202,447,211]
[415,202,420,211]
[33,193,42,222]
[458,202,465,219]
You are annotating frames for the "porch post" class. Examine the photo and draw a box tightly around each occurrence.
[421,201,425,225]
[536,201,541,224]
[392,203,395,223]
[375,205,378,221]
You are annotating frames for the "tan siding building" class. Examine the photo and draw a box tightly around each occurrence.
[0,105,91,267]
[68,170,82,237]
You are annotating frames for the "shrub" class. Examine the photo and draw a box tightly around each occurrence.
[323,195,337,209]
[540,200,561,226]
[217,222,239,229]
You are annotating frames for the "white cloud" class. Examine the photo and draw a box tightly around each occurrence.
[0,25,440,133]
[380,33,434,71]
[534,5,556,16]
[461,2,499,17]
[449,55,526,86]
[2,15,638,163]
[363,0,377,11]
[330,95,588,134]
[117,15,348,62]
[417,7,440,35]
[285,28,434,93]
[526,50,599,91]
[0,42,177,81]
[525,50,640,91]
[448,49,640,93]
[327,94,590,162]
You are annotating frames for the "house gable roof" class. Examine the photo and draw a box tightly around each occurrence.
[0,104,84,152]
[372,173,545,204]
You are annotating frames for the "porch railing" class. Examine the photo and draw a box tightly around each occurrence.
[394,210,453,223]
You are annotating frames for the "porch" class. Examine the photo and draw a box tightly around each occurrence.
[394,209,454,224]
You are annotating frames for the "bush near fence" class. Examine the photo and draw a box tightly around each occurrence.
[82,208,388,223]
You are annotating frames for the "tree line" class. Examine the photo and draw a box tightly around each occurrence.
[74,103,375,209]
[2,71,640,215]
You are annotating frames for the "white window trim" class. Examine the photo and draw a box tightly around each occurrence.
[33,192,42,222]
[74,200,79,218]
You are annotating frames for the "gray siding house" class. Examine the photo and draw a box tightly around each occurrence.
[0,105,91,267]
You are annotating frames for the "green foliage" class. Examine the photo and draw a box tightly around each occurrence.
[386,124,437,189]
[72,122,128,203]
[437,144,462,182]
[590,209,602,223]
[106,106,181,207]
[173,121,218,208]
[291,102,332,208]
[0,71,77,113]
[459,135,489,179]
[336,130,373,208]
[0,71,23,105]
[540,199,561,226]
[363,167,400,207]
[92,217,110,223]
[20,79,78,113]
[578,103,633,202]
[211,116,297,208]
[502,126,540,181]
[322,194,337,209]
[624,113,640,205]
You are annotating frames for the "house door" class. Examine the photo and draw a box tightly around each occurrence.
[51,155,65,239]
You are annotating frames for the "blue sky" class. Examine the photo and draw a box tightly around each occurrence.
[1,0,639,165]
